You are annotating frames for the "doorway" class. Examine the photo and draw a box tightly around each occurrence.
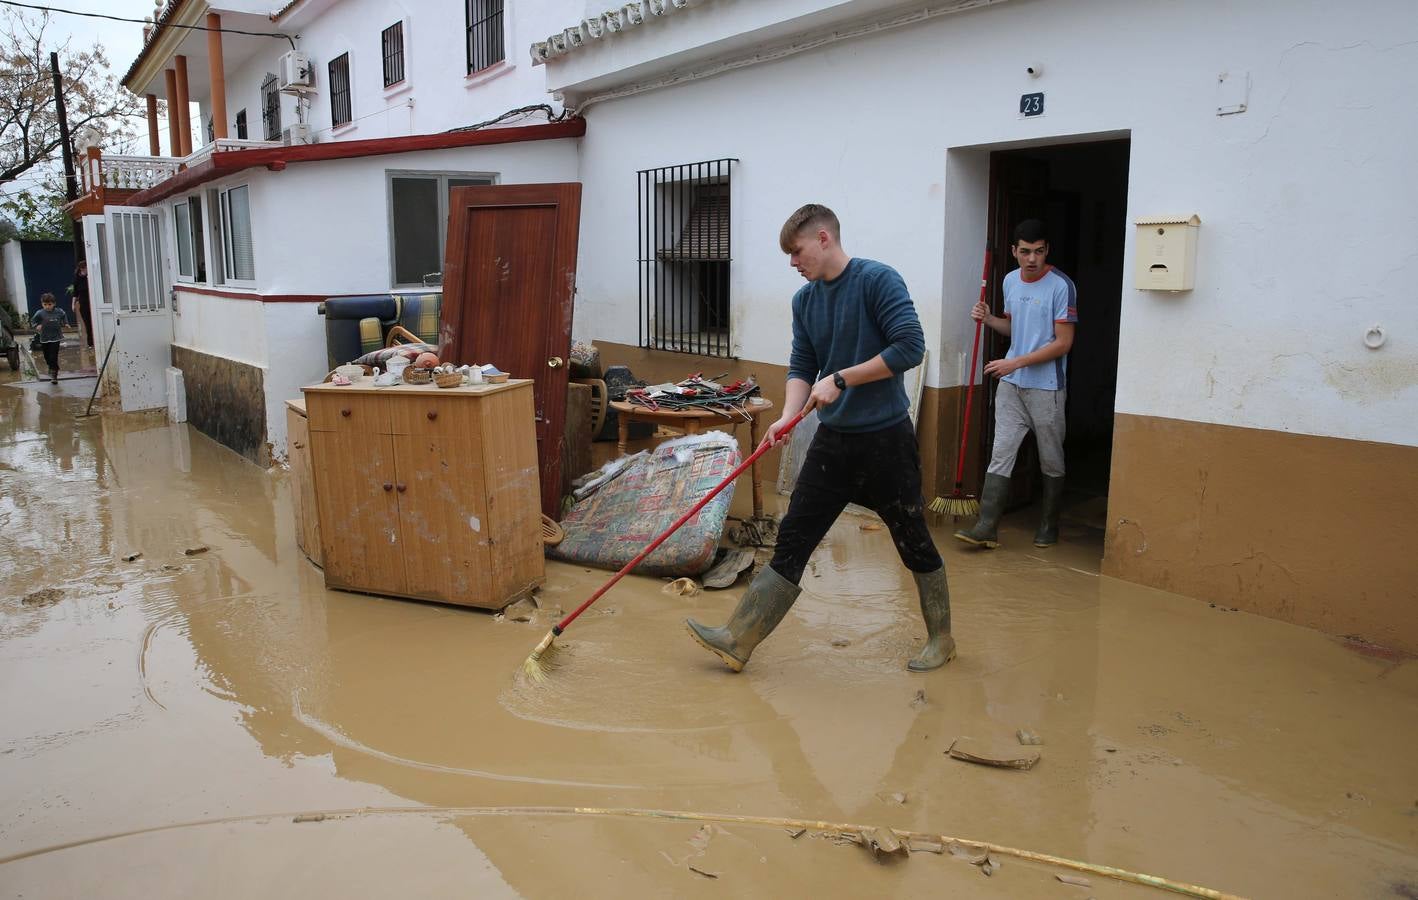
[980,139,1129,526]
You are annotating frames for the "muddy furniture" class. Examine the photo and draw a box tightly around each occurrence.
[301,379,543,610]
[608,399,775,521]
[285,399,323,568]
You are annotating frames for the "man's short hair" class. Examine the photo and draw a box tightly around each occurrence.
[779,204,841,253]
[1012,219,1048,246]
[40,292,55,304]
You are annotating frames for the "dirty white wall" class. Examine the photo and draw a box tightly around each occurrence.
[556,0,1418,449]
[210,0,582,145]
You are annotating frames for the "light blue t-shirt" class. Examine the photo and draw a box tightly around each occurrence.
[1001,266,1077,391]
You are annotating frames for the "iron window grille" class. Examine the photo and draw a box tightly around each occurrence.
[382,22,405,87]
[261,74,280,140]
[234,108,247,140]
[329,53,352,127]
[637,159,737,357]
[465,0,505,74]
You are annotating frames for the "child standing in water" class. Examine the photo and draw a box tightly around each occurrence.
[31,293,68,384]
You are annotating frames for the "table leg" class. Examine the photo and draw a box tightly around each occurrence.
[617,413,629,455]
[749,414,764,520]
[686,421,701,435]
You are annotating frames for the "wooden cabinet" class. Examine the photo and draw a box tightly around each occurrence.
[285,399,323,568]
[301,379,543,610]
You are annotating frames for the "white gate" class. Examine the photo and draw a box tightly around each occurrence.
[103,207,172,412]
[80,215,116,388]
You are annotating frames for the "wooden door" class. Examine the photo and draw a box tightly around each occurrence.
[440,183,582,520]
[310,428,407,597]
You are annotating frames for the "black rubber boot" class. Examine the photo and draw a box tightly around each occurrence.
[1033,475,1066,548]
[685,565,801,672]
[906,566,955,672]
[953,473,1010,549]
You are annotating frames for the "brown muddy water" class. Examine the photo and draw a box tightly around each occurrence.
[2,375,1416,899]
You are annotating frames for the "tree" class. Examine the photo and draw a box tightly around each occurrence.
[0,9,143,185]
[1,171,72,241]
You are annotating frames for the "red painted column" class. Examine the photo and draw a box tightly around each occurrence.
[206,14,228,140]
[174,54,192,156]
[146,94,161,156]
[164,69,181,157]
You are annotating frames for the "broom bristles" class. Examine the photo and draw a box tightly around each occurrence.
[521,630,559,683]
[929,494,980,518]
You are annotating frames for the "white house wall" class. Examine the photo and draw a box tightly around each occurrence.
[565,0,1418,449]
[209,0,584,146]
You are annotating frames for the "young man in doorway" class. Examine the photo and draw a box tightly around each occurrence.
[686,204,955,673]
[956,219,1077,549]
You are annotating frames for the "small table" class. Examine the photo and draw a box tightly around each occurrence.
[610,399,775,520]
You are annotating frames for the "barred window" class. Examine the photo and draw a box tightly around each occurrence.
[234,108,247,140]
[465,0,504,74]
[329,53,352,127]
[637,159,736,357]
[261,74,281,140]
[381,22,405,88]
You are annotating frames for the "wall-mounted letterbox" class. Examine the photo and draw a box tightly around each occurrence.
[1134,214,1200,291]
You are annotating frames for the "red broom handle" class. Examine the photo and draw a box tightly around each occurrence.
[554,405,813,634]
[952,249,992,488]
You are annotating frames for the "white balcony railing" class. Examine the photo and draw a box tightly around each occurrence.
[76,138,283,197]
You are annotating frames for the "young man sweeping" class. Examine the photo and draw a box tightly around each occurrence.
[955,219,1077,549]
[685,204,955,673]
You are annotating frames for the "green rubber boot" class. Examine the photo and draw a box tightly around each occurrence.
[1033,475,1066,548]
[686,565,801,672]
[906,566,956,672]
[953,473,1010,549]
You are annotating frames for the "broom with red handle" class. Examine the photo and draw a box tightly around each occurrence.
[523,404,814,680]
[930,248,991,517]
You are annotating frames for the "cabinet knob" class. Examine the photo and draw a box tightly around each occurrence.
[341,408,351,417]
[382,482,393,492]
[426,410,438,421]
[396,483,407,493]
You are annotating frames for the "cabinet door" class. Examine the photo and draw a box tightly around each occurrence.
[310,430,406,596]
[393,431,494,607]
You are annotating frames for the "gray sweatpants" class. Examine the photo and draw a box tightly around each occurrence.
[987,381,1066,478]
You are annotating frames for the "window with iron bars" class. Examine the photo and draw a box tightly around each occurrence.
[637,159,736,357]
[465,0,504,74]
[235,108,247,140]
[329,53,352,127]
[261,74,280,140]
[381,22,405,88]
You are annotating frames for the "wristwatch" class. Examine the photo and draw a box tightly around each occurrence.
[832,372,847,390]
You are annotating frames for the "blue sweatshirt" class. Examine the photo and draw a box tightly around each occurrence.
[787,258,925,433]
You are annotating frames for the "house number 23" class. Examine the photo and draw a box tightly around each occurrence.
[1019,92,1045,117]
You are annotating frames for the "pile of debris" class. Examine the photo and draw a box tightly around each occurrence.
[624,373,763,418]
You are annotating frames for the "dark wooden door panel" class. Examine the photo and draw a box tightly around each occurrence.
[440,183,581,520]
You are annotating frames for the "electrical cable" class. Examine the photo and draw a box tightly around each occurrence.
[445,103,570,134]
[0,0,297,50]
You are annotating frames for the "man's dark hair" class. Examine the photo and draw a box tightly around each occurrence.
[780,204,841,253]
[1012,219,1048,245]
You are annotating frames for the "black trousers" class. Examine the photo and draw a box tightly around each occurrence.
[75,299,93,347]
[41,342,60,374]
[770,418,943,584]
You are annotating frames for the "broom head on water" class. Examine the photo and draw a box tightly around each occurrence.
[929,491,980,518]
[522,628,561,683]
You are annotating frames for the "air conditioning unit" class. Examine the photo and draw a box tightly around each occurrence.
[278,50,313,93]
[282,123,313,146]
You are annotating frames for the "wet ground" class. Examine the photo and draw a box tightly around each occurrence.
[2,371,1417,899]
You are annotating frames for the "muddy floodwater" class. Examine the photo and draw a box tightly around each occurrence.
[2,375,1417,899]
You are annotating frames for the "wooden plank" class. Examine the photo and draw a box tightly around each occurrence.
[303,379,531,398]
[286,405,322,568]
[309,424,406,597]
[481,384,544,606]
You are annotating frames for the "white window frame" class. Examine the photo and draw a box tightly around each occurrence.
[219,183,257,288]
[386,170,497,289]
[172,195,208,284]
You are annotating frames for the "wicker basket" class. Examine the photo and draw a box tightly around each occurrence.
[434,372,464,389]
[402,367,433,385]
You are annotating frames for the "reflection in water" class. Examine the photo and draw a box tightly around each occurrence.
[1,384,1416,898]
